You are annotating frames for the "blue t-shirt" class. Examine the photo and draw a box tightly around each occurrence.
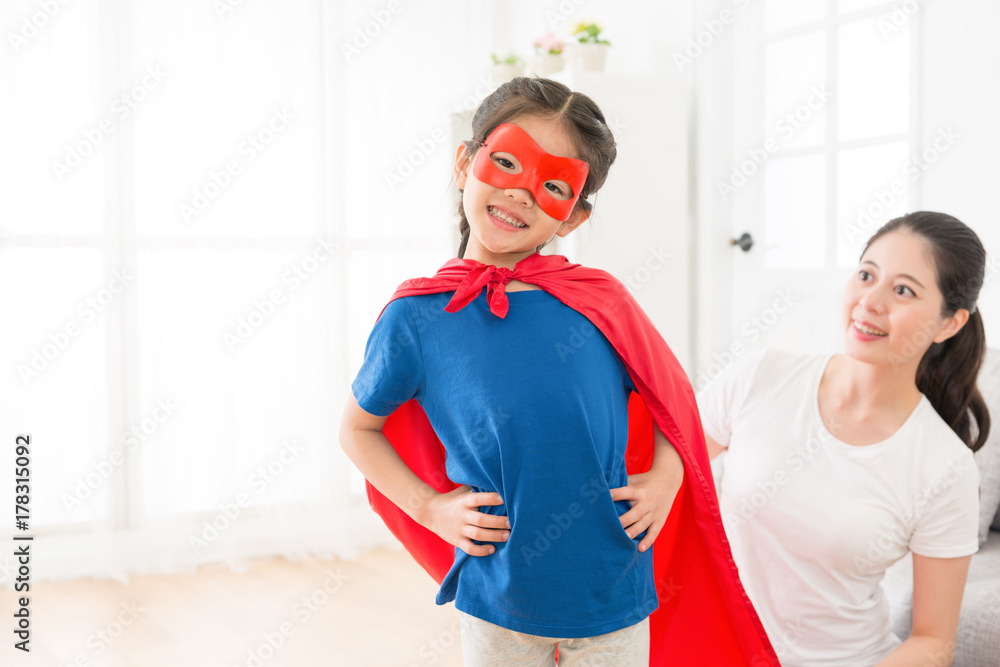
[351,288,657,638]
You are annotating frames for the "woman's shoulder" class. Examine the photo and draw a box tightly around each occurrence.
[909,396,978,463]
[900,398,980,520]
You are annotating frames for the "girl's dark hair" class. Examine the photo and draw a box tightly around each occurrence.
[454,76,617,258]
[863,211,990,452]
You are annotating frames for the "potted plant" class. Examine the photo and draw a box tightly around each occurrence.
[490,52,524,83]
[528,32,566,76]
[570,21,611,71]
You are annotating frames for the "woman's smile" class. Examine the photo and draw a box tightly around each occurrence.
[851,319,888,340]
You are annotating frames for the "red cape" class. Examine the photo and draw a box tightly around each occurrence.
[364,253,777,665]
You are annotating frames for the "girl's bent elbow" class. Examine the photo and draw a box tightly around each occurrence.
[339,395,388,452]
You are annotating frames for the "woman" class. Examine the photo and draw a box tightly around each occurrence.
[698,212,988,665]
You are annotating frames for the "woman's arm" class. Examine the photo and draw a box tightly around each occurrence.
[610,427,684,552]
[705,432,726,460]
[338,394,510,556]
[874,553,971,667]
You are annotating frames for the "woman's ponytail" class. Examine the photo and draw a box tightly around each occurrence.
[916,307,990,451]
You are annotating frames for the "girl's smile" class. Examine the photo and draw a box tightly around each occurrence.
[487,204,527,230]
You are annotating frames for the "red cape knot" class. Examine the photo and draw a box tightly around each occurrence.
[445,263,522,319]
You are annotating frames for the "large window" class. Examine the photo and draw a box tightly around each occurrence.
[732,0,917,270]
[1,0,491,580]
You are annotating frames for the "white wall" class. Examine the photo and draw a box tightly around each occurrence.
[920,0,1000,347]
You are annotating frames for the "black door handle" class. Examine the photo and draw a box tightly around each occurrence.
[729,232,753,252]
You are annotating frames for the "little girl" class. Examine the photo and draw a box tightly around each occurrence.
[340,76,777,666]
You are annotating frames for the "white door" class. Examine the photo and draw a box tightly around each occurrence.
[695,0,921,388]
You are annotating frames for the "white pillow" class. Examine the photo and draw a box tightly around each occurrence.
[973,348,1000,542]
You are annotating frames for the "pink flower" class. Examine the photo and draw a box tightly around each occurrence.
[533,31,565,55]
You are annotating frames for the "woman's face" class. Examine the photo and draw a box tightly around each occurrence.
[842,229,966,370]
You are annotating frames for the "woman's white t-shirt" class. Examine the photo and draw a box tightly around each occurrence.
[697,349,979,667]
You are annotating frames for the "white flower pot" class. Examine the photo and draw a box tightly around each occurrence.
[574,43,608,71]
[527,53,565,77]
[490,63,524,83]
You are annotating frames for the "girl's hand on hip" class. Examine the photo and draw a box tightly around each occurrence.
[420,485,510,557]
[610,469,681,552]
[610,436,684,553]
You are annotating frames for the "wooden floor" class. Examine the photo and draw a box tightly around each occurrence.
[0,548,464,666]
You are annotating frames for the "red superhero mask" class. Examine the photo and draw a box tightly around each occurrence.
[472,122,590,222]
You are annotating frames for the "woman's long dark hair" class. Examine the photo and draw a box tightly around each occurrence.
[454,76,617,259]
[863,211,990,452]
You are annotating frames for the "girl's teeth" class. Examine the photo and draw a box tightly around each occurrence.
[489,206,526,228]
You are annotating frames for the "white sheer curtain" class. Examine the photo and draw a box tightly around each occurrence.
[0,0,494,583]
